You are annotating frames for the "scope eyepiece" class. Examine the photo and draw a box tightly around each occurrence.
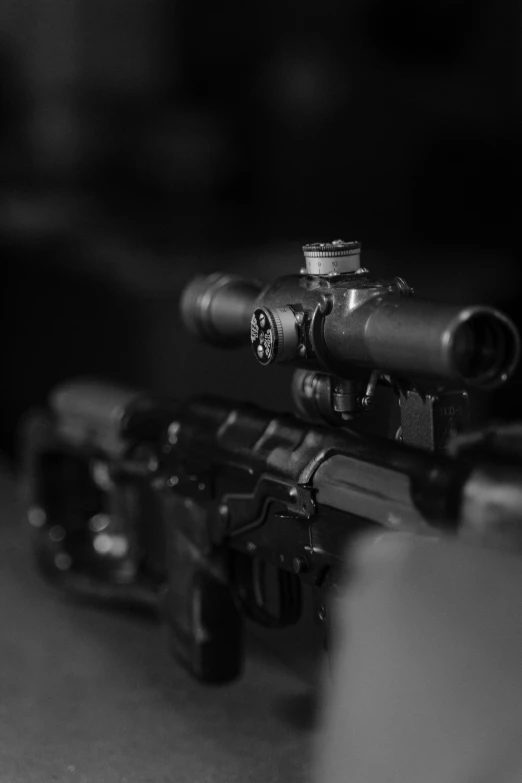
[180,273,263,348]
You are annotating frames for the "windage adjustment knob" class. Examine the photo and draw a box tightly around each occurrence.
[302,239,361,276]
[251,306,300,365]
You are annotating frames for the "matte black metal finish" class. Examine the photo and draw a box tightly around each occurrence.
[21,380,522,684]
[180,272,263,346]
[181,269,520,390]
[399,389,470,451]
[18,244,522,686]
[260,273,520,389]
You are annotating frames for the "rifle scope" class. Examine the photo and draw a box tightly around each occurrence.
[181,242,520,390]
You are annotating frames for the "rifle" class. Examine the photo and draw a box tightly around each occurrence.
[20,241,522,683]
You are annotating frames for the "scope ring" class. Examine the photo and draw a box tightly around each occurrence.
[310,300,356,378]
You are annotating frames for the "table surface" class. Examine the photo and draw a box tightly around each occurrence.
[0,467,321,783]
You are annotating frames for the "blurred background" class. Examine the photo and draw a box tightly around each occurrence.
[2,0,521,456]
[0,8,521,777]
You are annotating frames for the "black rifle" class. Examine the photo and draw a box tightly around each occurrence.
[20,241,522,682]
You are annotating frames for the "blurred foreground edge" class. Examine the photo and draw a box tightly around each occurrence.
[314,533,522,783]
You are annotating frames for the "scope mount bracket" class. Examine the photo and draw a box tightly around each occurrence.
[398,388,470,451]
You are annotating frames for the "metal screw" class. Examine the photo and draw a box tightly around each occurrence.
[289,487,298,499]
[259,314,266,329]
[319,294,332,314]
[167,475,179,487]
[297,344,306,357]
[257,345,265,359]
[394,276,412,296]
[218,504,229,519]
[318,604,327,622]
[361,395,374,410]
[295,312,305,326]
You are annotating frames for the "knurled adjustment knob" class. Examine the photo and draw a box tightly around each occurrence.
[251,306,299,365]
[302,239,361,276]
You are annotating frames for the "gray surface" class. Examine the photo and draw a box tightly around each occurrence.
[316,534,522,783]
[0,469,318,782]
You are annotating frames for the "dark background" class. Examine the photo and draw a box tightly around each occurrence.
[1,0,521,455]
[0,8,520,779]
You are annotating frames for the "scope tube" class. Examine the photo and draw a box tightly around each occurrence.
[181,271,520,389]
[180,273,263,347]
[324,295,520,389]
